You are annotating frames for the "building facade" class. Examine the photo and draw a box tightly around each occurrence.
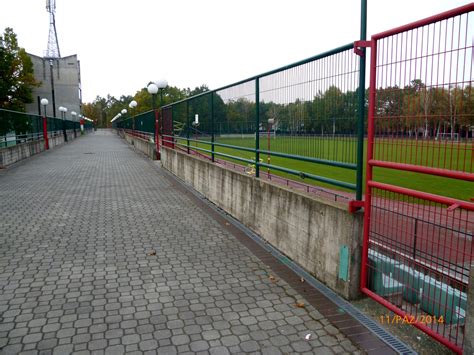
[25,53,81,118]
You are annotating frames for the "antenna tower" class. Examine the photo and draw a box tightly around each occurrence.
[45,0,60,58]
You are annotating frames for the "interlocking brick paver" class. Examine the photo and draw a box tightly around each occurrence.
[0,130,362,354]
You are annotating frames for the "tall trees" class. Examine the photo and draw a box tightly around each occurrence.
[87,85,206,128]
[0,28,39,111]
[0,27,40,136]
[87,77,471,137]
[400,80,472,139]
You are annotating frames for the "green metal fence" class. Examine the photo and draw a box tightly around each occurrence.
[84,120,94,131]
[161,44,366,197]
[0,108,80,148]
[115,110,155,137]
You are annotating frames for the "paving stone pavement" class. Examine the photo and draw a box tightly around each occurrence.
[0,130,364,355]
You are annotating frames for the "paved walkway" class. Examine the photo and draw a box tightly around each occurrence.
[0,130,362,355]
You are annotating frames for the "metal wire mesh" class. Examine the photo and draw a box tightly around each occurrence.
[163,45,362,192]
[373,11,473,174]
[116,111,155,137]
[0,109,77,147]
[368,186,472,350]
[259,48,360,164]
[364,5,474,353]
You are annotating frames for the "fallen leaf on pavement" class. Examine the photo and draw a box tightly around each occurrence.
[295,302,305,308]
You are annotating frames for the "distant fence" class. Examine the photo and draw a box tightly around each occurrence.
[0,108,89,148]
[158,44,365,197]
[115,110,155,140]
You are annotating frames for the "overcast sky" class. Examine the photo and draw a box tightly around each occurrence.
[1,0,470,103]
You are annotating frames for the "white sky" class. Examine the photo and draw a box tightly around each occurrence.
[1,0,470,103]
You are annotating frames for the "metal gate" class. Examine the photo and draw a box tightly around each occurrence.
[360,4,474,353]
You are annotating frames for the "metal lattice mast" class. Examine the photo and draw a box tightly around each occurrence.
[45,0,60,58]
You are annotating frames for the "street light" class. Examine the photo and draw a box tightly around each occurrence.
[156,80,168,148]
[147,83,159,158]
[71,111,77,138]
[155,79,168,107]
[77,114,84,135]
[58,106,68,142]
[129,100,137,131]
[40,98,49,150]
[150,79,169,156]
[120,109,127,132]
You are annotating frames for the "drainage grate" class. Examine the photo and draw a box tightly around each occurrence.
[166,170,417,355]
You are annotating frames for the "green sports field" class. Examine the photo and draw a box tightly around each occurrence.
[177,135,473,201]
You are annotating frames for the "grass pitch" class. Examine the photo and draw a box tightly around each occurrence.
[177,135,473,201]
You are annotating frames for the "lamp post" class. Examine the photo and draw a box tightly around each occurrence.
[49,60,57,118]
[155,79,168,107]
[59,106,68,142]
[121,109,127,129]
[129,100,137,131]
[156,79,168,148]
[79,114,85,135]
[147,83,159,158]
[120,108,127,124]
[71,111,77,138]
[116,113,122,129]
[40,98,49,150]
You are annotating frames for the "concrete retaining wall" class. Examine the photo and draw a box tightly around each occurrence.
[161,146,363,300]
[121,131,156,160]
[0,131,78,168]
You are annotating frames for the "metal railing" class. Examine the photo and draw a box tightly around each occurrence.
[159,43,365,197]
[122,128,154,141]
[115,110,155,134]
[0,108,81,148]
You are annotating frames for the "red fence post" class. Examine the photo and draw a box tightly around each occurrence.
[154,108,160,160]
[42,115,49,150]
[360,38,377,292]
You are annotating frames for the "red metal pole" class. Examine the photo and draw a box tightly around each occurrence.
[360,38,377,291]
[154,107,160,160]
[42,115,49,150]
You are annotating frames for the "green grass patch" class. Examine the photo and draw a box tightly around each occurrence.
[176,136,473,201]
